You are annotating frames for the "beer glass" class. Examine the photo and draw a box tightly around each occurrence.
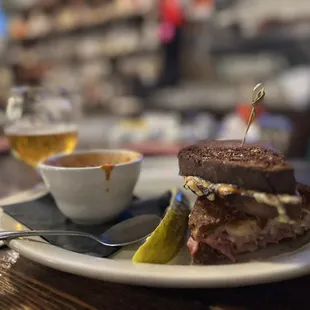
[4,86,79,167]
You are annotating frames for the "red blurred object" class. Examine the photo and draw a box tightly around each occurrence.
[159,0,184,26]
[237,103,266,124]
[158,21,176,43]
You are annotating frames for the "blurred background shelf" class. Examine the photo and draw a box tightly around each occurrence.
[0,0,310,159]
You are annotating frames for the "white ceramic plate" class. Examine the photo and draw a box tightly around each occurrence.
[1,157,310,288]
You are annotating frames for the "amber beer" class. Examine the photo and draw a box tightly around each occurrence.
[5,125,78,167]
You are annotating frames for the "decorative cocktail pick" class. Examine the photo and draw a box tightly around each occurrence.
[241,83,265,146]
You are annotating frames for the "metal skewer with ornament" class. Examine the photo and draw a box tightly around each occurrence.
[241,83,266,147]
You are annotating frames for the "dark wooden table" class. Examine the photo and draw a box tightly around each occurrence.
[1,155,310,310]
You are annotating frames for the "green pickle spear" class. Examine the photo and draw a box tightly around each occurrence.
[132,188,190,264]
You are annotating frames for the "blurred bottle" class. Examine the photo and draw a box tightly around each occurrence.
[157,0,185,87]
[286,106,310,159]
[278,67,310,158]
[180,112,217,143]
[260,114,293,154]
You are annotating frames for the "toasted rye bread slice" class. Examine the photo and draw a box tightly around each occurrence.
[192,242,226,265]
[178,140,296,194]
[188,195,258,241]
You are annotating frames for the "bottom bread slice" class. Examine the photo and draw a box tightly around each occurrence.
[188,184,310,264]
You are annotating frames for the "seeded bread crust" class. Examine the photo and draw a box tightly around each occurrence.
[178,140,296,194]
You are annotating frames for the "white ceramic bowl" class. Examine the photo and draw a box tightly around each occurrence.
[38,149,143,225]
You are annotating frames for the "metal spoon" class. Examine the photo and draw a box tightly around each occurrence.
[0,214,161,247]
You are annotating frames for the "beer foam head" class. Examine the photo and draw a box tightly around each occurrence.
[5,124,77,136]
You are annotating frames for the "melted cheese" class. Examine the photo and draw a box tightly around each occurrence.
[184,176,301,205]
[253,193,295,224]
[225,219,260,237]
[184,178,204,196]
[184,176,302,224]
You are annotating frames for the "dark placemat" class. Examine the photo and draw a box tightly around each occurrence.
[2,191,172,257]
